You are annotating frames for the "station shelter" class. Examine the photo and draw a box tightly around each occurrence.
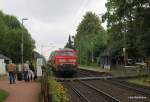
[0,54,11,75]
[100,51,111,70]
[32,51,45,77]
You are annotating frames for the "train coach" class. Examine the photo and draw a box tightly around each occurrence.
[49,48,78,76]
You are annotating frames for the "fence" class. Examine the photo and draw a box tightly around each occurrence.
[41,67,52,102]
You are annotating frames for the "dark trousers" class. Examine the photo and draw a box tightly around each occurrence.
[23,71,28,82]
[9,72,15,84]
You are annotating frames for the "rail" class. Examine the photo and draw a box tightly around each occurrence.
[69,83,90,102]
[105,79,150,96]
[79,80,121,102]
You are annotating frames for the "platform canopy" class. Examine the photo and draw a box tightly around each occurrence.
[0,54,11,61]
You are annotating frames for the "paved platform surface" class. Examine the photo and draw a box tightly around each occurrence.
[0,80,41,102]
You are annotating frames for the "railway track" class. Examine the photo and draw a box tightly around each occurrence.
[68,84,90,102]
[78,80,121,102]
[78,68,150,96]
[60,69,150,102]
[85,79,150,102]
[54,68,112,81]
[67,81,120,102]
[105,79,150,96]
[77,68,111,77]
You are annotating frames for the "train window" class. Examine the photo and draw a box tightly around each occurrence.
[66,51,75,56]
[56,51,75,56]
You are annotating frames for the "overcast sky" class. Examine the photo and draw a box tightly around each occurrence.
[0,0,107,59]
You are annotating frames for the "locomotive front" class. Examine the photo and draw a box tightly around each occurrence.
[50,48,78,75]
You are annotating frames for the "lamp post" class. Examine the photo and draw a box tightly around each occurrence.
[91,42,94,63]
[123,21,127,66]
[21,18,28,68]
[123,47,126,66]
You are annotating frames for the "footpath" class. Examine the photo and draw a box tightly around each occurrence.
[79,66,148,77]
[0,80,41,102]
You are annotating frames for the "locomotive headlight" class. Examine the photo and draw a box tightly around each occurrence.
[59,59,66,62]
[69,59,76,62]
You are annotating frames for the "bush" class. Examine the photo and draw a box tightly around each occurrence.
[48,77,70,102]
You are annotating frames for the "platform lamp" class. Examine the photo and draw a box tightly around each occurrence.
[21,18,28,69]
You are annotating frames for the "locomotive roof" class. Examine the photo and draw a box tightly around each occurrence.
[57,48,74,51]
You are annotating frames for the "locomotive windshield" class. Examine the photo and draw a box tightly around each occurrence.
[56,51,75,56]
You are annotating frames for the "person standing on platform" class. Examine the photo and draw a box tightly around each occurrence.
[29,62,35,81]
[23,61,30,82]
[32,62,37,80]
[7,61,16,84]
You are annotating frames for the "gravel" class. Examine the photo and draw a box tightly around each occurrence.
[85,79,150,102]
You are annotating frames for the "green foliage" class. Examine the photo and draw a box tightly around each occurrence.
[65,35,74,49]
[103,0,150,59]
[75,12,108,65]
[0,89,9,102]
[45,65,70,102]
[48,77,70,102]
[128,78,150,87]
[0,10,35,63]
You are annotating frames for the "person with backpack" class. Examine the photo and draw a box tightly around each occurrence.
[7,61,16,84]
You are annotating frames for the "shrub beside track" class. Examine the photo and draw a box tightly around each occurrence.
[41,65,70,102]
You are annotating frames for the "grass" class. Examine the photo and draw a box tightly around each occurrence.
[128,77,150,87]
[0,89,9,102]
[79,64,148,77]
[80,63,99,68]
[79,64,108,72]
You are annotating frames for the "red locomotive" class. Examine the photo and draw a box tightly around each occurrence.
[49,48,78,75]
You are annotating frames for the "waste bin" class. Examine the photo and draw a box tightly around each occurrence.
[17,72,23,81]
[17,64,23,81]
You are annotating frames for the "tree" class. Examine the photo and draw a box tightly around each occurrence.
[0,10,35,63]
[103,0,150,59]
[65,35,74,49]
[74,12,107,65]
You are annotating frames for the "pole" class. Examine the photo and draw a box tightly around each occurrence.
[91,42,94,63]
[21,19,24,69]
[123,47,126,66]
[21,18,28,69]
[41,44,43,56]
[79,40,82,64]
[124,25,127,66]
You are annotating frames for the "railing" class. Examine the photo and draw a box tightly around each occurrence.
[41,67,52,102]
